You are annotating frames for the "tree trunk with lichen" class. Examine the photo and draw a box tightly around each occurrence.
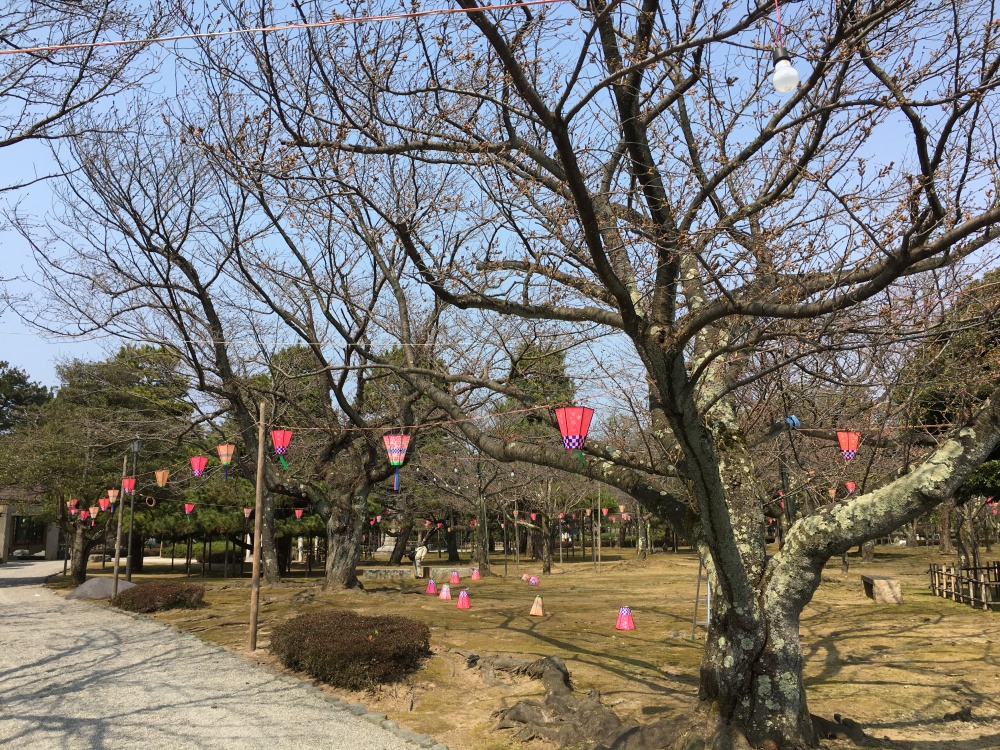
[260,490,281,584]
[321,486,370,590]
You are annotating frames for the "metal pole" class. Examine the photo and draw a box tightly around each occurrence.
[249,400,267,651]
[125,446,139,581]
[111,454,128,598]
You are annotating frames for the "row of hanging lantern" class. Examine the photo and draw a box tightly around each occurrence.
[380,405,592,492]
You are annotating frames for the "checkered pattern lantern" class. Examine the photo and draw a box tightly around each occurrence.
[837,431,861,460]
[554,406,594,466]
[382,434,411,491]
[190,455,208,477]
[271,430,293,470]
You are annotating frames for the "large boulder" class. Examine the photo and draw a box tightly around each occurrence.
[67,577,135,600]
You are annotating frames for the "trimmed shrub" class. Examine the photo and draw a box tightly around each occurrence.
[111,581,206,613]
[271,611,430,690]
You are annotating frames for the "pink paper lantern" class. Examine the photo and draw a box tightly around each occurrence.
[615,606,635,631]
[190,455,208,477]
[837,430,861,460]
[295,509,303,519]
[456,589,471,609]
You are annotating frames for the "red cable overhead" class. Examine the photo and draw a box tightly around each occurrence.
[0,0,569,57]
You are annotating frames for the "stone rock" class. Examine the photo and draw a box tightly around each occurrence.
[67,577,135,600]
[861,575,902,604]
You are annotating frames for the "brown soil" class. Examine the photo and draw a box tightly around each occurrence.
[55,546,1000,750]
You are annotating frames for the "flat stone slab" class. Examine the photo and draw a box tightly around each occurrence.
[67,577,135,600]
[861,574,902,604]
[362,568,413,580]
[423,566,475,581]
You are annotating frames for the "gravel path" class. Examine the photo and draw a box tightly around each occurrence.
[0,561,419,750]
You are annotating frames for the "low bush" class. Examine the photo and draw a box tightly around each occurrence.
[111,581,206,613]
[271,611,430,690]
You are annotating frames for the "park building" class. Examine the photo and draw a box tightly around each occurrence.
[0,487,60,563]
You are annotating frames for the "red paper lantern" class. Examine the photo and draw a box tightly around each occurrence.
[122,477,135,494]
[554,406,594,451]
[469,519,476,527]
[294,509,304,519]
[530,512,537,521]
[845,481,856,494]
[190,455,208,477]
[98,497,110,512]
[837,430,861,460]
[271,429,293,470]
[243,507,252,518]
[79,510,90,521]
[602,508,608,516]
[184,502,195,515]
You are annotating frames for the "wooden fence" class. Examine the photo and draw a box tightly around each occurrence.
[928,562,1000,611]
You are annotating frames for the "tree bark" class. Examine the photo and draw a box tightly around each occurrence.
[541,514,552,574]
[260,490,280,584]
[322,485,370,590]
[70,524,91,585]
[939,499,955,554]
[861,540,875,563]
[446,512,459,562]
[389,521,413,565]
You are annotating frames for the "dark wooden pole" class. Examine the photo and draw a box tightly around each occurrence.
[249,401,267,651]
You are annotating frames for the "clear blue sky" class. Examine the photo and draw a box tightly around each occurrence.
[1,140,104,387]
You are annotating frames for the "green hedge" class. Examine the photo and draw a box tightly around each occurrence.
[271,611,430,690]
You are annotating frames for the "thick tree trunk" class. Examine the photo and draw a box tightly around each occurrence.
[939,499,955,554]
[697,620,816,748]
[70,525,90,585]
[445,513,459,562]
[261,490,281,584]
[860,540,875,563]
[322,486,369,590]
[389,521,413,566]
[125,529,145,573]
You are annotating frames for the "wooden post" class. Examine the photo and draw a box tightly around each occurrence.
[111,454,128,599]
[249,400,267,652]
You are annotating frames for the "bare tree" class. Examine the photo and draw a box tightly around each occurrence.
[190,0,1000,746]
[0,0,170,186]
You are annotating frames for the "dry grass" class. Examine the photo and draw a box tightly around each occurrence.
[54,546,1000,749]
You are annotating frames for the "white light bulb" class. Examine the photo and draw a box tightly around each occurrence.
[772,59,799,93]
